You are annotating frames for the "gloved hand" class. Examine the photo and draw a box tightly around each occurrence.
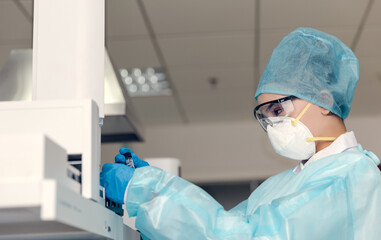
[100,148,149,204]
[115,147,150,168]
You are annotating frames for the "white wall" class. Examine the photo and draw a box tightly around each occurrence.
[101,114,381,183]
[346,115,381,155]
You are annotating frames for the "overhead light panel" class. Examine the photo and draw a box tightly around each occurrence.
[120,68,172,97]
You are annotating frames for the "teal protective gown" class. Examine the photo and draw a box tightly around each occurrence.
[125,146,381,240]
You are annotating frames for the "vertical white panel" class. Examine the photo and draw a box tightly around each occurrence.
[32,0,105,118]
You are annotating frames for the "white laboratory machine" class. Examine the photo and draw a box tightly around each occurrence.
[0,0,145,239]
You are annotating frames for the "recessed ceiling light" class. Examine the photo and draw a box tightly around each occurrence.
[120,69,128,78]
[119,68,172,97]
[150,75,158,84]
[124,76,133,85]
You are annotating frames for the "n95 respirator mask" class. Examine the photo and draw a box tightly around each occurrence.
[266,116,315,160]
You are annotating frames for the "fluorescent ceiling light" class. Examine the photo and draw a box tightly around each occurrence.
[120,68,172,97]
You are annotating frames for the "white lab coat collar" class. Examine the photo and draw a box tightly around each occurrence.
[293,131,358,174]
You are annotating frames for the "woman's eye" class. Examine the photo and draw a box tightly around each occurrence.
[273,108,283,116]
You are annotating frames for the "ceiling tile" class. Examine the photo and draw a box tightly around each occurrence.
[354,26,381,58]
[180,87,255,123]
[351,57,381,116]
[170,65,254,95]
[159,34,254,67]
[366,0,381,27]
[18,0,33,19]
[130,96,183,125]
[0,1,32,41]
[106,0,148,37]
[143,0,255,35]
[261,0,367,30]
[106,38,160,69]
[129,66,257,126]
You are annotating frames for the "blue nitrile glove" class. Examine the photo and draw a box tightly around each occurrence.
[100,163,134,204]
[100,148,149,204]
[115,148,150,168]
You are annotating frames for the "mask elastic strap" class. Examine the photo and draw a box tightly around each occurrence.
[306,137,337,142]
[290,102,337,143]
[291,103,312,126]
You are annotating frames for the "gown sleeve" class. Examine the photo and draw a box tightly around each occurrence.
[124,161,379,240]
[125,166,255,240]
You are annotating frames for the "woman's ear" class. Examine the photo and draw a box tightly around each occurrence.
[321,107,331,116]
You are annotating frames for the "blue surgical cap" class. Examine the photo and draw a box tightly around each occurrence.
[255,28,359,119]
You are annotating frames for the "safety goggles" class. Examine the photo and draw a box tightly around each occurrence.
[254,96,297,131]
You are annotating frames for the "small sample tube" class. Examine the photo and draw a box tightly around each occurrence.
[125,152,135,168]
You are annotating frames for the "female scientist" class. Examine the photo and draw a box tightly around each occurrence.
[100,28,381,239]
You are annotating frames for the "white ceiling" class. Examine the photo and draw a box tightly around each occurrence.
[0,0,380,126]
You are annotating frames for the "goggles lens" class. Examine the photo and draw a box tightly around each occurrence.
[254,96,296,131]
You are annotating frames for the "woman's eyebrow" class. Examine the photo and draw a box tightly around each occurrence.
[265,102,275,112]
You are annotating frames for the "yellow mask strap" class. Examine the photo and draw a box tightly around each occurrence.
[290,102,337,143]
[306,137,337,142]
[291,103,312,126]
[291,103,336,142]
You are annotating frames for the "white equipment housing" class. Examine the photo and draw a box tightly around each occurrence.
[0,100,100,200]
[0,0,140,239]
[0,133,137,240]
[32,0,105,119]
